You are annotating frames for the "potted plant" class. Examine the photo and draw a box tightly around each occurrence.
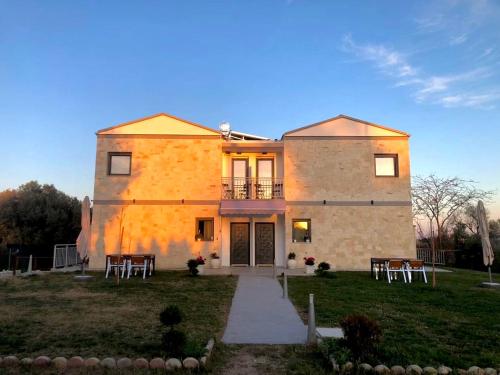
[304,256,315,274]
[210,252,221,269]
[287,252,297,269]
[304,230,311,243]
[196,256,206,275]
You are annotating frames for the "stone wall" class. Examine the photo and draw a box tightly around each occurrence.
[284,138,411,201]
[94,136,222,200]
[285,205,416,270]
[284,137,415,270]
[90,136,222,269]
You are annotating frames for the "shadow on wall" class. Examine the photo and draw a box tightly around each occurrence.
[90,136,221,269]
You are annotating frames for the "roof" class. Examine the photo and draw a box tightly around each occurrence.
[282,114,410,138]
[227,130,270,140]
[96,113,221,136]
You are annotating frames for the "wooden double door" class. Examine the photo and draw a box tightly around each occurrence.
[230,222,275,265]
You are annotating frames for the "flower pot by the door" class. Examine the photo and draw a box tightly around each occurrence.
[287,259,297,269]
[211,258,221,269]
[305,265,315,274]
[197,265,205,275]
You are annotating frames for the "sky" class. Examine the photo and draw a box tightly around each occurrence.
[1,0,499,218]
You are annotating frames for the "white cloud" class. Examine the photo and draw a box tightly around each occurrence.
[341,35,498,109]
[438,92,500,109]
[415,68,491,102]
[449,33,468,45]
[479,47,494,58]
[342,35,417,78]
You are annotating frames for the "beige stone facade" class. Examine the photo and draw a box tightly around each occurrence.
[90,113,416,271]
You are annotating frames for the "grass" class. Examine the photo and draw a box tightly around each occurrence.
[0,271,236,359]
[286,269,500,369]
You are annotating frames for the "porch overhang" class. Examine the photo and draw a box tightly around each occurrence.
[220,199,286,216]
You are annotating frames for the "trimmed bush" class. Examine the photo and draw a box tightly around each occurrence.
[340,314,382,361]
[160,305,183,328]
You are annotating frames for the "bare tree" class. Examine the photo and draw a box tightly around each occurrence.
[412,175,494,287]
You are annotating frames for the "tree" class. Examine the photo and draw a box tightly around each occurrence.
[412,175,493,287]
[0,181,81,255]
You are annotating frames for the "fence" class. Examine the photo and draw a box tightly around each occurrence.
[416,248,455,265]
[53,244,80,268]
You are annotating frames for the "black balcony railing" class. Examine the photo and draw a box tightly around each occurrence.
[222,177,284,200]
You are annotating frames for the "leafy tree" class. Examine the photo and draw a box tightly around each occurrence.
[0,181,81,254]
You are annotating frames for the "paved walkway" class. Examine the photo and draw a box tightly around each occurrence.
[222,275,307,344]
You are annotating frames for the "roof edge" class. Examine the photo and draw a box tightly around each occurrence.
[96,113,221,135]
[282,114,410,138]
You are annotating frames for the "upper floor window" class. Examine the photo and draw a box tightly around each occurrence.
[375,154,398,177]
[292,219,311,243]
[108,152,132,175]
[195,218,214,241]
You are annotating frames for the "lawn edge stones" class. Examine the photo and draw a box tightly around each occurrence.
[34,356,51,368]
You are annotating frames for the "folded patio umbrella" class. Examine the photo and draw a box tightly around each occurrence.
[76,196,91,269]
[476,200,495,282]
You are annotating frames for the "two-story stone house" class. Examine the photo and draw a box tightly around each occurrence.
[89,113,415,270]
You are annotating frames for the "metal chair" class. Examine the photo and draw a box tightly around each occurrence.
[405,259,427,283]
[105,256,127,279]
[385,259,407,284]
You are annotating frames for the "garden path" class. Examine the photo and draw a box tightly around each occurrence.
[222,274,306,344]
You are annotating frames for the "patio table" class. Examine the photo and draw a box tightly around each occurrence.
[370,257,410,279]
[105,253,156,276]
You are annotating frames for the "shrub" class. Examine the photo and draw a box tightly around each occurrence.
[187,259,199,276]
[210,252,220,259]
[315,261,335,277]
[196,256,206,265]
[288,252,296,260]
[340,314,382,361]
[161,329,187,357]
[317,261,330,271]
[159,305,186,357]
[319,338,352,364]
[160,305,183,329]
[183,339,206,358]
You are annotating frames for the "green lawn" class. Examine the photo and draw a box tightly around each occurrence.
[0,272,236,359]
[286,269,500,369]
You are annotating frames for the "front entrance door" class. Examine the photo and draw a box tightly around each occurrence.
[255,223,275,265]
[230,223,250,265]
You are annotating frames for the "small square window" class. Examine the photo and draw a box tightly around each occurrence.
[108,153,131,175]
[195,218,214,241]
[292,219,311,243]
[375,154,398,177]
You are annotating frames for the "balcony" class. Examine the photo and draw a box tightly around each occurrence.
[221,177,284,200]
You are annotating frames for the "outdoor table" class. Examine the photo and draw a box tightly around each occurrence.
[370,257,410,279]
[105,253,156,276]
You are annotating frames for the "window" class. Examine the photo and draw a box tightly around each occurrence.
[195,218,214,241]
[108,152,132,175]
[292,219,311,243]
[375,154,398,177]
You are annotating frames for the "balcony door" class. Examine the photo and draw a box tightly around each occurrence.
[232,159,248,199]
[257,159,273,199]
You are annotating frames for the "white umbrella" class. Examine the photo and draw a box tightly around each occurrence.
[476,200,494,282]
[76,196,91,272]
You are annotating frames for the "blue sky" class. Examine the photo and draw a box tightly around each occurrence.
[1,0,499,217]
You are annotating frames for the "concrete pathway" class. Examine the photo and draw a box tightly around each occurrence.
[222,275,307,344]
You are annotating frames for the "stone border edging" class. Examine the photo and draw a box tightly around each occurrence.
[329,358,499,375]
[0,337,216,372]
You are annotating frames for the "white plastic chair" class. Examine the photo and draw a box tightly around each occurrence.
[405,260,427,283]
[105,256,127,279]
[127,256,148,279]
[385,259,407,284]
